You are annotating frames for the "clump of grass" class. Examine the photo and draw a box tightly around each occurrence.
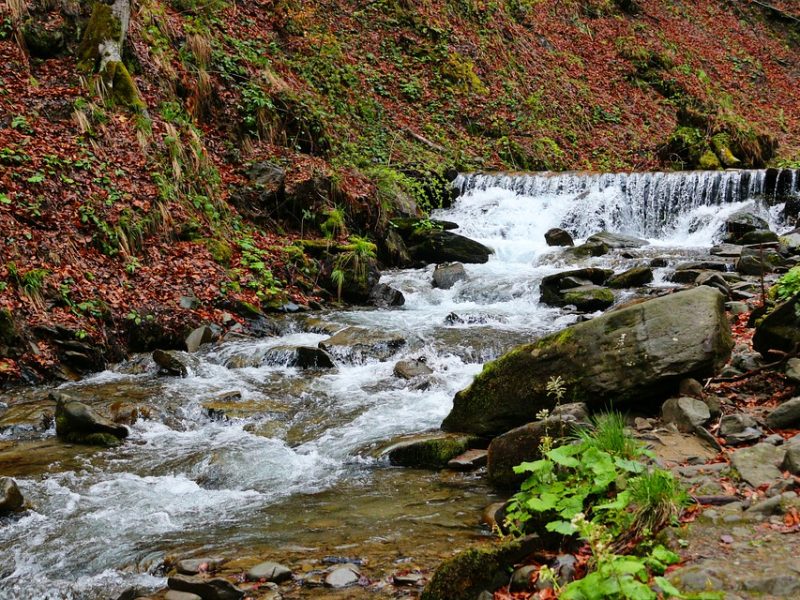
[576,411,644,460]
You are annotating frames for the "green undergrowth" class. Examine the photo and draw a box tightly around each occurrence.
[504,411,718,599]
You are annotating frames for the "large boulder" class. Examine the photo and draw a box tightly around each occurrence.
[53,393,129,446]
[607,266,653,288]
[735,247,785,275]
[442,287,733,436]
[406,230,493,264]
[385,433,478,469]
[753,293,800,356]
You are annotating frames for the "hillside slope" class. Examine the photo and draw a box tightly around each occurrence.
[1,0,799,383]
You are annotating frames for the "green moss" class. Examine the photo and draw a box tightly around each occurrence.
[77,3,121,72]
[563,287,614,305]
[204,238,233,264]
[103,61,146,112]
[711,133,740,167]
[698,149,722,170]
[387,435,475,469]
[421,537,533,600]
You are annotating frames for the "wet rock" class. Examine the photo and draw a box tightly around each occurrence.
[540,268,612,308]
[710,243,743,257]
[487,403,589,487]
[560,285,615,312]
[443,287,732,436]
[607,266,653,288]
[293,346,334,369]
[735,247,785,275]
[510,565,537,592]
[421,535,540,600]
[544,228,574,247]
[661,397,710,433]
[167,575,244,600]
[319,327,406,363]
[779,230,800,255]
[368,283,405,308]
[719,414,762,444]
[785,358,800,384]
[675,260,729,272]
[324,564,361,588]
[726,301,749,315]
[724,210,770,244]
[165,591,202,600]
[53,393,129,446]
[563,241,609,258]
[0,477,24,513]
[666,269,702,284]
[153,349,188,377]
[185,326,213,353]
[393,359,433,380]
[481,502,508,532]
[754,294,800,356]
[386,433,477,469]
[432,262,467,289]
[650,257,669,268]
[406,229,493,265]
[176,558,226,575]
[730,443,785,488]
[696,272,731,298]
[739,230,779,244]
[393,572,426,586]
[536,555,578,590]
[446,449,488,471]
[246,561,292,583]
[765,397,800,429]
[586,231,649,248]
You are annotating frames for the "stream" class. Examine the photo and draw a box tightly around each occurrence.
[0,169,798,599]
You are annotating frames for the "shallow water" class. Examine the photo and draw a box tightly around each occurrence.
[0,170,795,599]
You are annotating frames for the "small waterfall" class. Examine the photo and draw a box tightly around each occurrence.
[454,169,800,239]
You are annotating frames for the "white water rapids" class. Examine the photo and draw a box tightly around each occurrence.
[0,169,797,599]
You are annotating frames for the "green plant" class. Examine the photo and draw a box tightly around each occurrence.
[10,114,33,134]
[320,206,346,239]
[7,263,49,306]
[125,257,141,275]
[771,266,800,302]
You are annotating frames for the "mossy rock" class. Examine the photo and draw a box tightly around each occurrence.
[204,238,233,265]
[22,22,65,58]
[698,149,722,170]
[421,535,539,600]
[442,287,733,436]
[711,133,740,167]
[385,433,478,469]
[561,286,614,312]
[607,266,654,289]
[564,241,609,259]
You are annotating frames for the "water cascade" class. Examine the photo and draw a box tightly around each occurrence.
[1,169,798,599]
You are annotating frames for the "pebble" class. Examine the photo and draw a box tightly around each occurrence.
[245,561,292,583]
[324,564,361,588]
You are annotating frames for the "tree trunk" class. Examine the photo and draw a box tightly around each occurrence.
[77,0,145,111]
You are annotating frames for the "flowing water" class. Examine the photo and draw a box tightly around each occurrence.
[0,169,798,599]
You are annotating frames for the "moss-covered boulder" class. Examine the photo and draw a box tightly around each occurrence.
[540,268,613,309]
[421,535,539,600]
[442,286,733,436]
[607,266,654,288]
[385,433,479,469]
[53,393,129,446]
[563,240,609,259]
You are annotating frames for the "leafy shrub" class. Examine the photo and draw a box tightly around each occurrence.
[771,266,800,302]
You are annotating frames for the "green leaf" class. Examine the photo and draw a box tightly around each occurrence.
[548,444,582,467]
[545,519,577,535]
[654,576,684,598]
[513,458,549,474]
[651,545,681,566]
[27,172,45,183]
[594,489,631,512]
[615,456,646,473]
[0,192,10,204]
[527,491,559,512]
